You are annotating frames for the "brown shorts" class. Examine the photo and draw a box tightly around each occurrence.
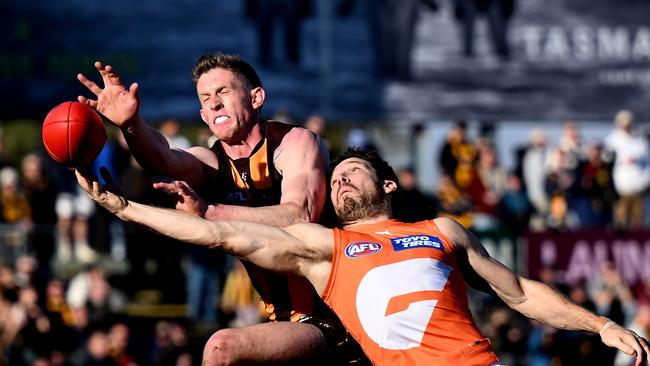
[298,315,371,365]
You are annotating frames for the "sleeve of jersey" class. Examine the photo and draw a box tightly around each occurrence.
[321,228,341,302]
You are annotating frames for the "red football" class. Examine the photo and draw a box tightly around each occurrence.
[42,101,107,168]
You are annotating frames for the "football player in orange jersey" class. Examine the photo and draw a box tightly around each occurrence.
[76,148,650,366]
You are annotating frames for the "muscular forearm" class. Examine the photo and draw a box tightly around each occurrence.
[204,202,311,227]
[118,200,226,248]
[512,278,609,333]
[121,116,179,174]
[119,200,309,274]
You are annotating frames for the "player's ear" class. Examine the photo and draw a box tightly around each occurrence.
[383,179,397,194]
[251,87,265,109]
[199,108,208,124]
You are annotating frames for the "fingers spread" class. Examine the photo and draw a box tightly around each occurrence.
[77,73,102,95]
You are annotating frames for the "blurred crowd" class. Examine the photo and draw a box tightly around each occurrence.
[1,110,650,365]
[428,110,650,234]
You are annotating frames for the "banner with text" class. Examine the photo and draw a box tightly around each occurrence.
[526,230,650,287]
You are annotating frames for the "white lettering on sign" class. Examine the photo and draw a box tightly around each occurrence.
[561,239,650,284]
[519,26,650,62]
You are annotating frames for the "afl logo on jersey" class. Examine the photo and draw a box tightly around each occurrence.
[345,241,382,258]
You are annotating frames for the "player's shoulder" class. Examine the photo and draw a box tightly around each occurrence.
[186,146,219,167]
[433,217,470,249]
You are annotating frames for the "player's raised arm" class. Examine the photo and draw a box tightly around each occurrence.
[77,61,210,186]
[435,216,650,366]
[74,169,333,288]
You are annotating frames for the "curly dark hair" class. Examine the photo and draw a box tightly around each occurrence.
[330,148,399,187]
[191,52,262,90]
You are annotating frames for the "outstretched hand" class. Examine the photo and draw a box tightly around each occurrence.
[601,322,650,366]
[152,178,208,217]
[75,167,128,216]
[77,61,140,126]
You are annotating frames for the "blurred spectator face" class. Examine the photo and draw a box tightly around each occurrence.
[18,286,38,308]
[447,127,463,144]
[169,322,188,346]
[160,119,181,138]
[109,323,130,352]
[587,143,603,164]
[529,129,547,148]
[569,285,588,305]
[21,153,43,183]
[549,194,568,220]
[32,357,49,366]
[304,115,326,136]
[615,110,634,130]
[479,146,497,168]
[16,255,36,276]
[538,266,556,285]
[176,352,193,366]
[0,265,15,289]
[0,166,19,196]
[506,174,522,192]
[398,169,417,190]
[563,122,579,143]
[46,279,65,300]
[87,331,110,360]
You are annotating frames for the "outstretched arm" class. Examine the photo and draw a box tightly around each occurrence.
[77,61,211,187]
[435,217,650,366]
[75,170,333,292]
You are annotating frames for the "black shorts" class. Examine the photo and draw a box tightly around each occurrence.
[298,315,371,365]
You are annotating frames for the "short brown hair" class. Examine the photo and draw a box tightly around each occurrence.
[191,52,262,90]
[330,148,399,188]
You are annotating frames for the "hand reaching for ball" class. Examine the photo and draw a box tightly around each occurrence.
[75,168,129,216]
[77,61,140,127]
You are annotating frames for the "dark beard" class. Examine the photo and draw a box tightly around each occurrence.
[336,187,387,225]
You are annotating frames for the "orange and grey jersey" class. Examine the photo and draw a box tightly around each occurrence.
[204,120,332,321]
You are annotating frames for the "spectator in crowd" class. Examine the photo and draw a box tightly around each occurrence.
[439,120,471,179]
[544,148,581,230]
[54,184,98,264]
[0,166,31,225]
[436,173,474,227]
[0,287,27,352]
[219,260,262,328]
[20,153,58,273]
[43,278,76,353]
[499,172,533,236]
[66,264,127,325]
[14,285,53,364]
[522,129,550,229]
[107,322,136,366]
[558,121,583,171]
[159,119,191,150]
[605,110,650,229]
[471,143,507,229]
[575,142,616,228]
[74,330,118,366]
